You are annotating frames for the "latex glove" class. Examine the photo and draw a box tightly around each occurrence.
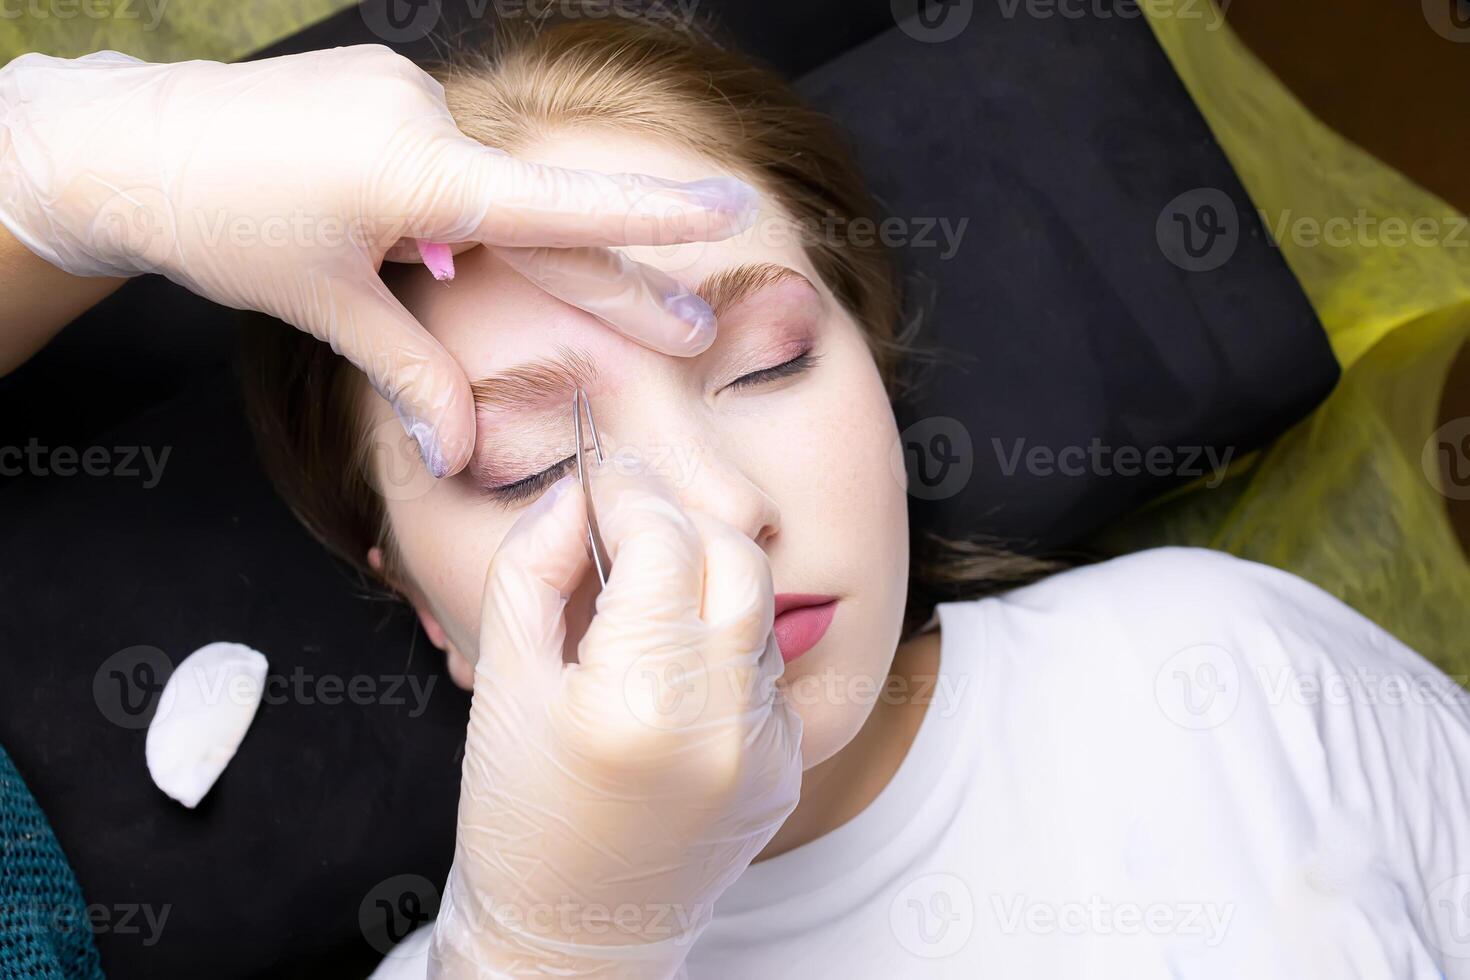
[430,465,802,978]
[0,46,755,476]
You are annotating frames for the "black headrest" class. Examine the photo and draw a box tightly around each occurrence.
[796,9,1335,553]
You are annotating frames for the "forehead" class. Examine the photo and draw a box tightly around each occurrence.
[392,128,825,381]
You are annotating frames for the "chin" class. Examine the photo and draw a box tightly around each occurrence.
[778,614,895,769]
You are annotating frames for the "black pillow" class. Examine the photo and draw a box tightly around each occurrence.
[795,7,1336,555]
[0,2,1335,976]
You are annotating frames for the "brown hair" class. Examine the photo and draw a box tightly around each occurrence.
[238,7,1056,640]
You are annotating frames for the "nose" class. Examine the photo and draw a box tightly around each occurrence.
[671,433,782,550]
[586,388,781,549]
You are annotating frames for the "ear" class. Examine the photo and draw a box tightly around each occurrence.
[368,546,476,692]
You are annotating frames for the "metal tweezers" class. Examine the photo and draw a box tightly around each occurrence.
[573,388,611,587]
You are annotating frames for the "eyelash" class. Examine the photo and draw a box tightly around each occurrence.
[481,348,819,505]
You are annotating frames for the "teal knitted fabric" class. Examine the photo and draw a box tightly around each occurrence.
[0,744,105,979]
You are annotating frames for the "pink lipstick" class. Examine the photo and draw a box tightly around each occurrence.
[773,593,838,663]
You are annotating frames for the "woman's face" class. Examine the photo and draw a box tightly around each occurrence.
[362,129,910,768]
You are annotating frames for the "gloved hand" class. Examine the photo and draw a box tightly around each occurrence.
[431,465,802,978]
[0,45,755,477]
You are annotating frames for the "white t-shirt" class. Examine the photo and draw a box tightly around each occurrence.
[374,547,1470,978]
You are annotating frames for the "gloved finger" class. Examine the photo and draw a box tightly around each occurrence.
[686,510,781,724]
[476,472,590,691]
[685,509,774,656]
[397,136,759,248]
[495,245,716,356]
[578,468,706,671]
[305,274,476,478]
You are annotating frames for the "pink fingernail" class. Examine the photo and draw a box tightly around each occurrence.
[416,240,455,282]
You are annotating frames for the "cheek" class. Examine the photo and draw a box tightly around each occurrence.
[759,328,903,531]
[764,331,909,768]
[383,484,511,654]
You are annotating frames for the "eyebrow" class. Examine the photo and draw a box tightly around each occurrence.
[470,261,812,413]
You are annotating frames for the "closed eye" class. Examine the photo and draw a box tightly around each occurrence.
[480,454,578,505]
[724,348,817,392]
[480,347,819,504]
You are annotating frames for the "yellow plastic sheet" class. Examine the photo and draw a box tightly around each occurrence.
[1095,0,1470,687]
[0,0,354,65]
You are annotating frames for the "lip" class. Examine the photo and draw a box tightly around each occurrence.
[772,594,838,664]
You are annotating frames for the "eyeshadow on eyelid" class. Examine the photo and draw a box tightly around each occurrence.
[467,430,571,487]
[467,313,821,489]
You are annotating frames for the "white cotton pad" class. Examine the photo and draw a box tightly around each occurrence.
[145,641,268,808]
